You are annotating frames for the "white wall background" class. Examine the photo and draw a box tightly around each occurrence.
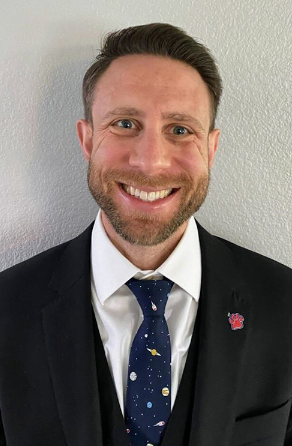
[1,0,291,271]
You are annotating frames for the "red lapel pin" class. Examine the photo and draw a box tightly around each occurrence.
[228,312,244,330]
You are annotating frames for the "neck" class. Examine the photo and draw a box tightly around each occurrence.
[100,211,188,270]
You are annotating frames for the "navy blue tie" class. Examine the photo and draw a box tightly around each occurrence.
[125,278,174,446]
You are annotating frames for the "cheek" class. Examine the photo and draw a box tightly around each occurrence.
[191,137,209,159]
[178,143,209,174]
[91,133,129,166]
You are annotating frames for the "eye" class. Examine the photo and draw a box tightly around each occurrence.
[114,119,135,129]
[171,126,190,136]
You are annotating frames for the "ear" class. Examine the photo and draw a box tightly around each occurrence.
[76,119,93,162]
[208,128,220,168]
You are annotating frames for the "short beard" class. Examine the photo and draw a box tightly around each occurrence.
[87,162,209,246]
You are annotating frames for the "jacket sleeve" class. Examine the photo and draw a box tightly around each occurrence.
[0,411,6,446]
[285,404,292,445]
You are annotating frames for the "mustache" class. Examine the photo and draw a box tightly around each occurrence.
[89,166,195,189]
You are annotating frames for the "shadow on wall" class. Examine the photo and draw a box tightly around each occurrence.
[29,46,99,245]
[1,44,99,271]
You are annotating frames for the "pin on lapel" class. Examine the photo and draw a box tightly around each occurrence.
[228,312,244,330]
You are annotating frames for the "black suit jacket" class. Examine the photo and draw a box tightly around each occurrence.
[0,221,292,446]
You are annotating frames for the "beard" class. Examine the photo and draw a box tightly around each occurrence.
[87,161,209,246]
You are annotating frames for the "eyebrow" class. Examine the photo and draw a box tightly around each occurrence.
[101,108,145,121]
[101,107,205,131]
[162,112,205,131]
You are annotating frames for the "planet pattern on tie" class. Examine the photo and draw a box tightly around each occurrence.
[130,372,137,381]
[147,348,161,356]
[161,387,169,397]
[125,278,173,446]
[153,421,165,426]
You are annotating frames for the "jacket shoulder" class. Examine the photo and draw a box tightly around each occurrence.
[216,235,292,289]
[0,223,93,301]
[0,240,71,291]
[197,221,292,284]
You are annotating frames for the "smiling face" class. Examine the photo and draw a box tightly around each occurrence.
[77,54,220,246]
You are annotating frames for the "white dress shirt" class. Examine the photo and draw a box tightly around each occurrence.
[91,210,201,415]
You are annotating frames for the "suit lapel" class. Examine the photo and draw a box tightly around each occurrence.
[187,223,253,446]
[42,224,103,446]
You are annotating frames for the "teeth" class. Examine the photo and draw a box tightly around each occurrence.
[122,184,173,202]
[148,192,156,201]
[140,191,147,201]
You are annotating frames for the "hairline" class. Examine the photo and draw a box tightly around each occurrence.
[87,54,217,132]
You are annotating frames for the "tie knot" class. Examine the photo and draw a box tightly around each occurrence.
[126,278,173,317]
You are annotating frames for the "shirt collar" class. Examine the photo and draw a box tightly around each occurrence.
[91,210,201,304]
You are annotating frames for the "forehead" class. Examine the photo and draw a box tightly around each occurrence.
[91,54,211,124]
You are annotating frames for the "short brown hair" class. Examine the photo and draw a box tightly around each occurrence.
[82,23,222,130]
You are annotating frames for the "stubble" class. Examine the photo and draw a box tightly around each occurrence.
[87,162,209,246]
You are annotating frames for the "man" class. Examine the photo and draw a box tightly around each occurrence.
[0,23,292,446]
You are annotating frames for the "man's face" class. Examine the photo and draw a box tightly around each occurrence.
[77,54,220,246]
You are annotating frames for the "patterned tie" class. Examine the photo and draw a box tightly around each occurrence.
[125,277,174,446]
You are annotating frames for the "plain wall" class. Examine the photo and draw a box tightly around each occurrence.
[1,0,291,271]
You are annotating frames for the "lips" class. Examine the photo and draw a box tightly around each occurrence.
[121,183,173,202]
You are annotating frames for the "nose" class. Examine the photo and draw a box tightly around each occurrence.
[128,129,171,175]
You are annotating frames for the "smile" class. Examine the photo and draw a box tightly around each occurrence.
[121,184,173,202]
